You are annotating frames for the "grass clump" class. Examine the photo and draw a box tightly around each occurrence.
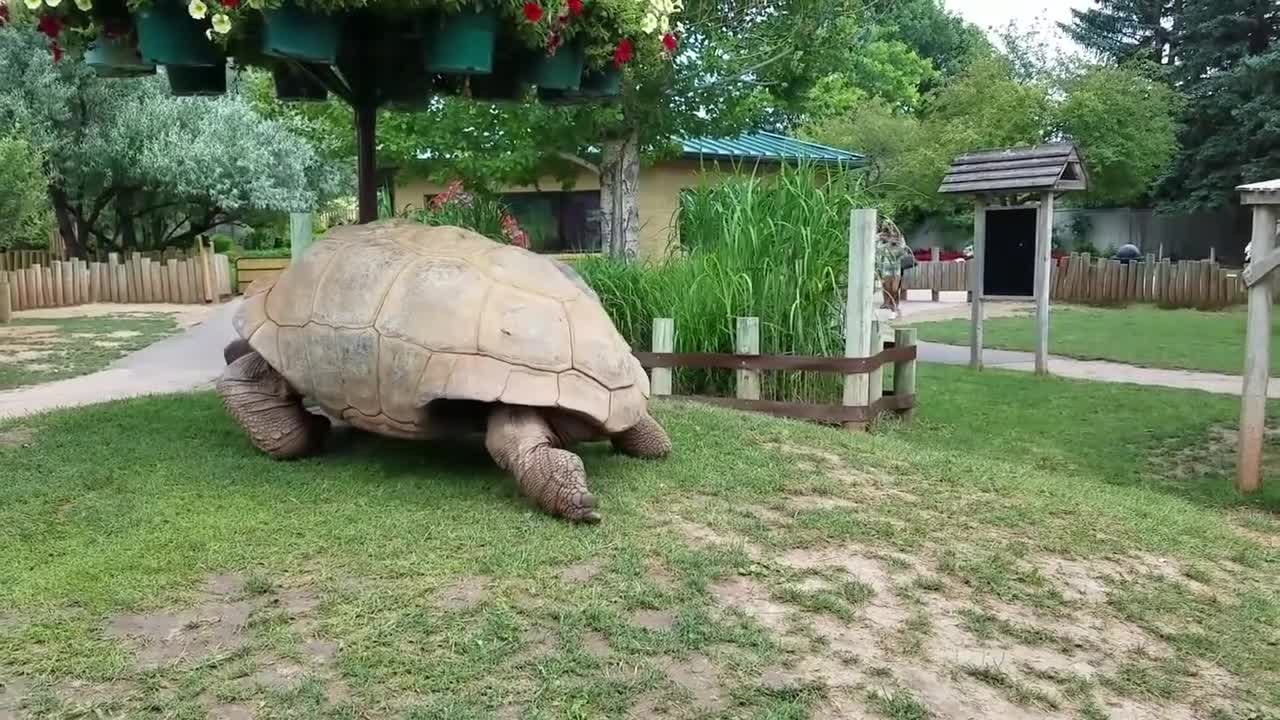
[866,687,931,719]
[577,164,884,402]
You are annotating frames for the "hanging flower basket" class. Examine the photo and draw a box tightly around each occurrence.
[261,1,343,64]
[165,63,227,95]
[136,0,222,66]
[85,33,156,77]
[271,62,328,101]
[526,40,584,90]
[425,8,498,75]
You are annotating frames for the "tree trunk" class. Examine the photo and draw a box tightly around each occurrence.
[47,184,86,259]
[599,132,641,262]
[117,189,137,252]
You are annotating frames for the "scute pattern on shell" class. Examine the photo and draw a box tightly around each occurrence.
[239,221,647,434]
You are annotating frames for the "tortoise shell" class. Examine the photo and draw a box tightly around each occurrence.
[231,220,650,438]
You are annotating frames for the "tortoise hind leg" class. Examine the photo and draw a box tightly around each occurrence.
[611,412,672,459]
[484,406,600,523]
[216,350,329,459]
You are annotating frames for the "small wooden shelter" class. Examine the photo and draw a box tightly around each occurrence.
[938,143,1089,373]
[1236,178,1280,493]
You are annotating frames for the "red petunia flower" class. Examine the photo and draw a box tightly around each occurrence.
[662,32,677,53]
[566,0,582,16]
[220,0,240,8]
[522,2,542,22]
[612,37,632,67]
[546,31,562,54]
[36,14,62,39]
[50,41,63,62]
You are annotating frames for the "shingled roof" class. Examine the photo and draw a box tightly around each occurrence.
[938,143,1088,196]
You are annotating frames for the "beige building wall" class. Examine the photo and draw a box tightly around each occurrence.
[394,159,783,261]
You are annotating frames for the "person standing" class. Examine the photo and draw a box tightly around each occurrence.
[876,225,912,311]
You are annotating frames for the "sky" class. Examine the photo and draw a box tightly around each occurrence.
[944,0,1092,51]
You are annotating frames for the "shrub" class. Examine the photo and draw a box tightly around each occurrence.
[209,234,234,254]
[578,164,886,402]
[411,181,529,247]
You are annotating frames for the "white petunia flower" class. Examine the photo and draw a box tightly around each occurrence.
[74,0,92,9]
[23,0,41,10]
[211,12,230,33]
[188,0,207,19]
[44,0,62,7]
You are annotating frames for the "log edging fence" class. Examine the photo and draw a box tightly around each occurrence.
[903,253,1249,310]
[635,317,917,427]
[1,250,233,314]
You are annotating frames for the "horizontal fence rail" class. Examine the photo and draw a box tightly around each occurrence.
[636,317,917,428]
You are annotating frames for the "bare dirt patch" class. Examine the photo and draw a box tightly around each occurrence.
[582,631,612,659]
[558,558,604,584]
[434,576,492,611]
[15,303,216,329]
[657,654,727,713]
[107,585,255,669]
[0,426,34,448]
[631,609,677,631]
[208,703,257,720]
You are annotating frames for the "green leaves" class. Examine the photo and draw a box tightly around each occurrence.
[0,133,52,249]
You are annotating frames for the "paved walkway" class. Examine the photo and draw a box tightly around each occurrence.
[0,294,1270,419]
[0,299,241,420]
[890,296,1275,398]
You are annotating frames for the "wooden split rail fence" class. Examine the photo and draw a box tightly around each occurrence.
[633,317,918,427]
[0,251,233,317]
[903,254,1248,310]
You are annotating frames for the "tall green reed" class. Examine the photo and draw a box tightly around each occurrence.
[578,162,885,402]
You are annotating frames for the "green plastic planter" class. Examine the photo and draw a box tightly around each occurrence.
[85,34,156,77]
[136,0,221,66]
[262,2,342,64]
[165,64,226,95]
[272,63,327,101]
[536,67,620,105]
[526,42,585,90]
[425,9,498,74]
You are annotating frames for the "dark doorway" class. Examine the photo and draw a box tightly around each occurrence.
[983,207,1037,297]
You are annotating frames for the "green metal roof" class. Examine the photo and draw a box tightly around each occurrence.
[680,131,864,167]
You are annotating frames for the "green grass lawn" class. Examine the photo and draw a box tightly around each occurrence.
[1,365,1278,719]
[0,314,179,390]
[914,305,1276,375]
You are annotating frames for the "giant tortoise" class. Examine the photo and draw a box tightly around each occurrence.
[216,220,670,522]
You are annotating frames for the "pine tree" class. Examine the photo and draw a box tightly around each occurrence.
[1062,0,1180,65]
[1159,0,1280,210]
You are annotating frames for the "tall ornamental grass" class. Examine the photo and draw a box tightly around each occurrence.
[577,163,885,401]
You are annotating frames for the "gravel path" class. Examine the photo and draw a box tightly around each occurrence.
[0,300,240,420]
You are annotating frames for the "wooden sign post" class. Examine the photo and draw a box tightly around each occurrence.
[938,144,1088,375]
[1236,179,1280,494]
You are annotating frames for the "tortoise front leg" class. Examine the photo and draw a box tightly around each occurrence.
[216,349,329,459]
[611,412,672,459]
[485,406,600,523]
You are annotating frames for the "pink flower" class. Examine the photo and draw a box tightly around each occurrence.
[220,0,239,7]
[522,2,542,22]
[546,31,562,54]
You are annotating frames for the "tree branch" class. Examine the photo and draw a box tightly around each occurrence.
[555,151,601,176]
[684,47,794,96]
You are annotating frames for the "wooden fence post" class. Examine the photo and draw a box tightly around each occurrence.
[200,237,215,302]
[1238,202,1277,494]
[893,327,917,422]
[651,317,673,397]
[970,203,987,369]
[868,322,884,410]
[734,316,761,401]
[843,208,877,415]
[930,248,940,302]
[0,276,10,323]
